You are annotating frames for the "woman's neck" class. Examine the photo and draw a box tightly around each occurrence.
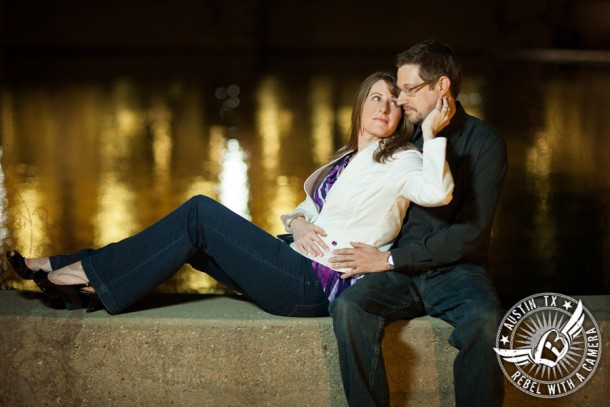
[357,134,379,152]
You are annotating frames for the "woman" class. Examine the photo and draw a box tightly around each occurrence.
[7,72,454,316]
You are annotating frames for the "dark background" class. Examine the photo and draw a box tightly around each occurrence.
[2,0,609,136]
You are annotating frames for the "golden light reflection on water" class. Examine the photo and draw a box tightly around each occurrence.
[256,76,284,174]
[181,125,225,202]
[265,175,304,236]
[0,92,13,252]
[5,180,49,291]
[94,80,142,247]
[253,74,306,235]
[519,71,610,279]
[1,68,609,298]
[0,150,8,248]
[337,106,352,143]
[458,76,485,120]
[309,76,336,166]
[150,96,174,183]
[219,139,251,220]
[526,130,555,272]
[94,174,138,247]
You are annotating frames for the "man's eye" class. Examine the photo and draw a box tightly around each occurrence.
[390,101,399,107]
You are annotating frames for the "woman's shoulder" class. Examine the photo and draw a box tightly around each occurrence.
[389,146,422,161]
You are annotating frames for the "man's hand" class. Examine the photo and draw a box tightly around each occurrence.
[329,242,391,279]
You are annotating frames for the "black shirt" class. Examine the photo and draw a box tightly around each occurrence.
[391,102,508,274]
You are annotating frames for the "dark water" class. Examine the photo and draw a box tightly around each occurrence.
[1,55,609,307]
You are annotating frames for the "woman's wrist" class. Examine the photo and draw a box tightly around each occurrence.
[421,127,437,142]
[287,214,306,232]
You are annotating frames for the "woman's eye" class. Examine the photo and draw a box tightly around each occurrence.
[390,101,399,107]
[372,95,381,101]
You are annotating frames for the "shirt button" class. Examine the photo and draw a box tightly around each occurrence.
[332,241,337,246]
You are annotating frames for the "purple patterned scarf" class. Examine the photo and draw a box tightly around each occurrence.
[311,152,357,301]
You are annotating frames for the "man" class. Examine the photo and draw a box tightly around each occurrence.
[329,39,507,406]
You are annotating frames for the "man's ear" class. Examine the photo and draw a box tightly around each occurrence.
[437,76,452,97]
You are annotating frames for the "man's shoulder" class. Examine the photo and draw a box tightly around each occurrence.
[462,112,500,136]
[458,112,505,149]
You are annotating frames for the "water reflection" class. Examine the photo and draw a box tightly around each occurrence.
[219,139,250,220]
[95,81,141,246]
[526,129,555,276]
[0,149,8,248]
[309,76,336,166]
[256,75,285,174]
[1,62,608,303]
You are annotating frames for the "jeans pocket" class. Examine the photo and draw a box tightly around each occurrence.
[286,301,330,317]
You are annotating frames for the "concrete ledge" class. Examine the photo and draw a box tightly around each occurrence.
[0,291,607,406]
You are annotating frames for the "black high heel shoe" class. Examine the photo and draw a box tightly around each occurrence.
[6,250,38,280]
[33,270,102,313]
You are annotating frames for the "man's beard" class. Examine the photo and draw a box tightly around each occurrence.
[405,110,425,125]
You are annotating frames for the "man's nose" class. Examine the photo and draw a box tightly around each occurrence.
[397,91,408,106]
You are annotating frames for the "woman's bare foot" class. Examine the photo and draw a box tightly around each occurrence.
[26,257,52,272]
[47,261,96,294]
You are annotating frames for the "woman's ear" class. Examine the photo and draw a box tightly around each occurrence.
[437,76,452,97]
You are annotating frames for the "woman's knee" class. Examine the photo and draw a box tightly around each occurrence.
[188,194,214,207]
[188,194,228,215]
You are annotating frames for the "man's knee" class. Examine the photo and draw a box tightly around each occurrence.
[452,303,501,348]
[330,288,374,331]
[329,291,354,320]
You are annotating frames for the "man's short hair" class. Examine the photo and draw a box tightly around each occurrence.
[396,39,463,97]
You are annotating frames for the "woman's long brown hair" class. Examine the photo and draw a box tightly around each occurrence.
[334,72,414,163]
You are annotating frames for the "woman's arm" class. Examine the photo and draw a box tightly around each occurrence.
[397,96,455,207]
[397,138,454,207]
[280,197,329,257]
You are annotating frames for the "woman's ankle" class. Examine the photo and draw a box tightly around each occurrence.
[47,261,89,286]
[26,257,52,272]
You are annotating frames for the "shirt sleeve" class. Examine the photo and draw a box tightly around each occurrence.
[397,138,454,207]
[392,129,508,273]
[280,196,319,232]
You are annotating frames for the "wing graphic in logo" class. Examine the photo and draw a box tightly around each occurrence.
[494,301,585,368]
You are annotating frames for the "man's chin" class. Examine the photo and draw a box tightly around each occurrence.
[405,112,423,125]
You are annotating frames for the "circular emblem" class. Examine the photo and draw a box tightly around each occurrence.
[494,293,602,398]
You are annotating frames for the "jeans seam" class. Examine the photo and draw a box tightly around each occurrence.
[368,316,386,393]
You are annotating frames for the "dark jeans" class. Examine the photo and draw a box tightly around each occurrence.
[329,265,504,407]
[49,195,329,316]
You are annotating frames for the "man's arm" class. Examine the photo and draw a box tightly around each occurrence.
[393,129,508,273]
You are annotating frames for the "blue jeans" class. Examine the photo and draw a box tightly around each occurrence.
[329,265,504,407]
[49,195,329,316]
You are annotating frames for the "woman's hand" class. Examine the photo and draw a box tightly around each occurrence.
[421,96,455,141]
[291,218,329,257]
